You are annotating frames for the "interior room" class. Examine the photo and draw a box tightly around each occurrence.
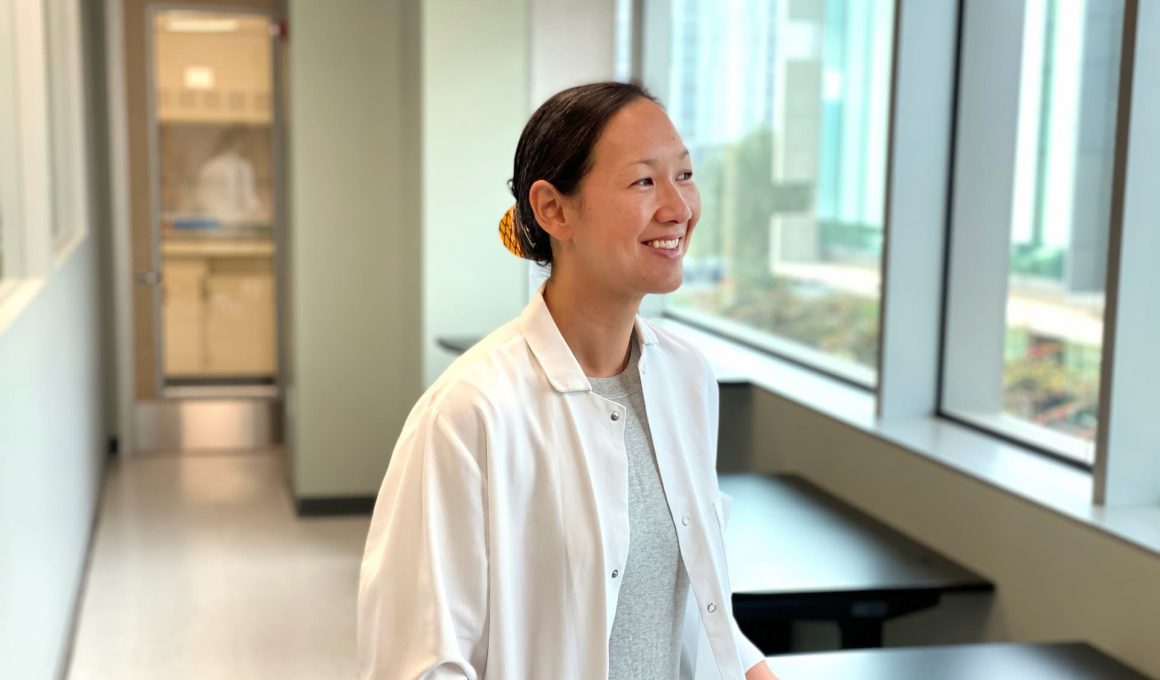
[1,0,1157,678]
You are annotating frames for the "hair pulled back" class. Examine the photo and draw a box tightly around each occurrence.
[502,82,659,264]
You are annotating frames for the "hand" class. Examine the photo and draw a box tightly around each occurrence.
[745,661,781,680]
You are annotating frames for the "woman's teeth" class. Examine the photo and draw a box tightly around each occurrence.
[645,238,680,249]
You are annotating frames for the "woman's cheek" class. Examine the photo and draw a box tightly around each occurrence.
[685,184,701,230]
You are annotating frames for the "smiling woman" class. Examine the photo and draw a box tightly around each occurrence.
[358,82,779,680]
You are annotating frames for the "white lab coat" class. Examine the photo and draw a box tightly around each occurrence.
[358,287,765,679]
[195,148,262,223]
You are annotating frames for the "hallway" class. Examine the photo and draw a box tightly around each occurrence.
[67,451,369,679]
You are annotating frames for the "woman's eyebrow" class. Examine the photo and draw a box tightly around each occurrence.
[622,148,691,169]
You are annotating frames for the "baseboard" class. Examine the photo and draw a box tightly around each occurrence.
[296,495,376,516]
[57,452,111,680]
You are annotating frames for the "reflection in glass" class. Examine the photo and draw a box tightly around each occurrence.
[662,0,893,385]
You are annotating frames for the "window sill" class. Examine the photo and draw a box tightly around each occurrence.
[52,230,86,270]
[660,317,1160,558]
[0,277,46,336]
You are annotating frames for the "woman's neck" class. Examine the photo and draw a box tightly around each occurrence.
[542,275,641,378]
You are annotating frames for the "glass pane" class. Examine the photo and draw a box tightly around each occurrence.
[45,0,74,245]
[1002,0,1121,457]
[154,11,279,386]
[659,0,893,385]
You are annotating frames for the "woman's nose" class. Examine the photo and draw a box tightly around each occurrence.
[658,181,693,224]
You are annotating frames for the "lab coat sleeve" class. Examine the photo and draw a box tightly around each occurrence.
[733,618,767,672]
[358,408,489,680]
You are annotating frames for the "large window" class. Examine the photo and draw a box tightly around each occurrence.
[645,0,895,386]
[943,0,1123,465]
[638,0,1157,495]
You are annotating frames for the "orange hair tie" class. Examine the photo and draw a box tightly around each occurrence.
[499,204,531,259]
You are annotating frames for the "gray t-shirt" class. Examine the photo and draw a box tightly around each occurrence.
[590,339,690,679]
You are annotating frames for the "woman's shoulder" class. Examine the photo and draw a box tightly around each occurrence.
[418,319,539,424]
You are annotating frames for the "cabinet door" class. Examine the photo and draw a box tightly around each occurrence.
[204,257,276,375]
[162,257,208,376]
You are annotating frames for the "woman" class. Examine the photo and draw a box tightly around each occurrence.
[358,82,780,680]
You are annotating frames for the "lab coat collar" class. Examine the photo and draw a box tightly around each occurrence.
[519,283,659,394]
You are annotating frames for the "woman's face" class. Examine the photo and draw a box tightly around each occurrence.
[557,98,700,300]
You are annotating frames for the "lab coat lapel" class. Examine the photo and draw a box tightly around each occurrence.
[636,320,746,679]
[519,287,632,670]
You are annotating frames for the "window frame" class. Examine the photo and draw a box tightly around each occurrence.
[1092,0,1160,506]
[0,0,89,333]
[940,0,1094,467]
[874,0,958,422]
[941,0,1132,471]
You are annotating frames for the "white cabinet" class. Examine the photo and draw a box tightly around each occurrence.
[162,241,276,379]
[205,258,277,374]
[163,257,208,375]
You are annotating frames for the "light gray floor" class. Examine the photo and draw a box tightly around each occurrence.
[67,450,370,680]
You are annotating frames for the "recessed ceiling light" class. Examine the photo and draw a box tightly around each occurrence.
[166,16,239,33]
[183,66,215,90]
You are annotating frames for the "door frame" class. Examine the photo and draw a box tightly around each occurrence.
[105,0,287,456]
[106,0,136,456]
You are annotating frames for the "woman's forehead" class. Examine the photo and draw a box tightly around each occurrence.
[593,99,687,168]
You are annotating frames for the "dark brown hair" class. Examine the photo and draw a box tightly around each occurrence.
[509,82,659,265]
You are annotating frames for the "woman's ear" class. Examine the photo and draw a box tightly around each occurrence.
[529,179,574,243]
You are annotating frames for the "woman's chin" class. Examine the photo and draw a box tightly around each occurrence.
[644,272,684,296]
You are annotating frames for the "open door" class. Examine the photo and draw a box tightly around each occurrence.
[121,0,285,452]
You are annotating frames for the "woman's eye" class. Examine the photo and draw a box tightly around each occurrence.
[633,177,654,187]
[678,170,694,181]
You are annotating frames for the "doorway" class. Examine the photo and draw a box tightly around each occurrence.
[121,1,286,452]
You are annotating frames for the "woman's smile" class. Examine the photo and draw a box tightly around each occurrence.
[641,236,683,259]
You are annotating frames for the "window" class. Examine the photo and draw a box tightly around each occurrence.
[943,0,1124,465]
[0,0,79,316]
[638,0,1153,486]
[644,0,895,387]
[45,0,88,251]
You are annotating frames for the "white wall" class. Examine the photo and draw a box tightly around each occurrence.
[288,0,630,497]
[287,0,423,498]
[0,1,111,674]
[420,0,531,387]
[529,0,618,106]
[0,242,106,679]
[745,388,1160,677]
